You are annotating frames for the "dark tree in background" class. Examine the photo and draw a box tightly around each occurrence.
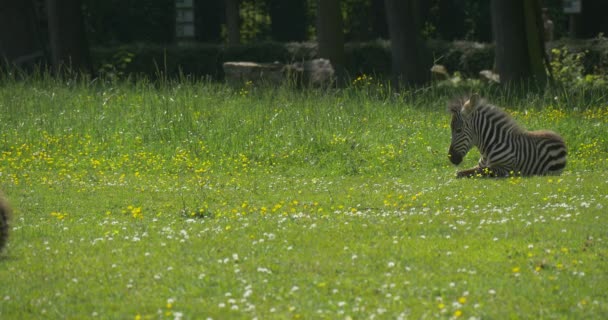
[0,1,45,67]
[196,0,223,42]
[83,0,175,44]
[317,0,345,79]
[225,0,241,45]
[384,0,431,87]
[418,0,491,41]
[269,0,308,42]
[342,0,386,41]
[369,0,388,40]
[574,0,608,38]
[491,0,547,85]
[47,0,92,73]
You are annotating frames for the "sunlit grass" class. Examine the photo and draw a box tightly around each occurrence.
[0,76,607,319]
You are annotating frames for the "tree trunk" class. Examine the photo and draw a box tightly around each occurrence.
[384,0,430,88]
[0,0,45,68]
[317,0,345,81]
[46,0,92,74]
[225,0,240,46]
[491,0,547,85]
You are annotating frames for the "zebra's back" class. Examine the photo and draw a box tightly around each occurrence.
[519,130,567,175]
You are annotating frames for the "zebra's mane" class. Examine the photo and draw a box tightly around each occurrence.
[448,96,526,134]
[474,100,526,134]
[447,96,469,114]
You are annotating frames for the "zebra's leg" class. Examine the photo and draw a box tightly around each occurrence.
[456,166,509,178]
[456,166,484,178]
[456,157,489,178]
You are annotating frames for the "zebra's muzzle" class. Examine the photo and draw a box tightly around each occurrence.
[448,147,463,165]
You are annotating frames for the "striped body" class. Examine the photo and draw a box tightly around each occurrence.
[448,95,567,178]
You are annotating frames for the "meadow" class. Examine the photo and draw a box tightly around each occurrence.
[0,75,607,319]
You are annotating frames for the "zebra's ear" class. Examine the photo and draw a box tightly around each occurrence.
[462,93,480,115]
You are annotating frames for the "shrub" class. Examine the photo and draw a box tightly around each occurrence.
[90,39,608,82]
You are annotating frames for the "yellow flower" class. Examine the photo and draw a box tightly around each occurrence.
[51,211,68,220]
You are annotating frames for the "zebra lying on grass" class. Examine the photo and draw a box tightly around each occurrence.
[447,94,567,178]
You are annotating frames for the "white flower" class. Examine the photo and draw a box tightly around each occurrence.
[257,267,272,274]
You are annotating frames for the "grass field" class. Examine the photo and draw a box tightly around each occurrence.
[0,76,607,319]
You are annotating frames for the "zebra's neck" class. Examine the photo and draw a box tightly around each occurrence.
[471,104,523,155]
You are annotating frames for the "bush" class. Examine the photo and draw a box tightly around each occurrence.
[91,40,493,81]
[90,38,608,82]
[92,43,223,79]
[548,36,608,76]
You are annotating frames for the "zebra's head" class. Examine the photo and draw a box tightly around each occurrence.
[448,94,479,165]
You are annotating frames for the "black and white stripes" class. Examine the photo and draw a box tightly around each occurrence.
[447,94,567,178]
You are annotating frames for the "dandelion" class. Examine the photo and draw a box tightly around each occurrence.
[51,211,68,220]
[123,205,143,219]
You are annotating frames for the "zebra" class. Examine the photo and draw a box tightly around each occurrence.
[447,94,567,178]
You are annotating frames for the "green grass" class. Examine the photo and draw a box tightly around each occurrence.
[0,76,607,319]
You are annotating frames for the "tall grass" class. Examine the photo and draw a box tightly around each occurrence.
[0,75,607,319]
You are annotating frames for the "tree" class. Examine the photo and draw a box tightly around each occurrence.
[47,0,92,74]
[196,0,223,42]
[317,0,345,81]
[0,1,45,68]
[370,0,388,40]
[384,0,431,87]
[225,0,240,45]
[269,0,308,42]
[491,0,547,85]
[576,0,608,38]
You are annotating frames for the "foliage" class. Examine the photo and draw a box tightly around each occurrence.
[238,0,272,43]
[0,76,607,318]
[97,50,135,80]
[550,44,608,88]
